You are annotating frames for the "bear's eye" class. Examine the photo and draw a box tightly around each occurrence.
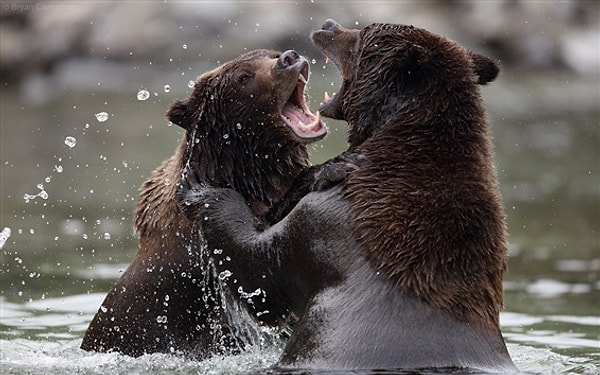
[238,73,253,85]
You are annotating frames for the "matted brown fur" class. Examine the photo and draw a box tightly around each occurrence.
[175,21,515,371]
[338,24,507,329]
[81,49,316,358]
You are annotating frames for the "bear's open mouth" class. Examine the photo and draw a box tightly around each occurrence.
[280,64,328,143]
[315,53,346,120]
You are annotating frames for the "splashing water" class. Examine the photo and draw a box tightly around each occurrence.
[64,136,77,148]
[23,184,48,203]
[137,89,150,101]
[95,112,109,122]
[0,227,11,249]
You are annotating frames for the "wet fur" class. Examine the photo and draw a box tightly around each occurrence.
[177,23,516,371]
[81,49,311,358]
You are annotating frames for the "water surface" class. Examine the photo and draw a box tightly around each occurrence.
[1,72,598,374]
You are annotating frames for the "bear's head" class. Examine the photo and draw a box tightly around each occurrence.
[311,19,499,148]
[165,49,327,206]
[168,49,326,146]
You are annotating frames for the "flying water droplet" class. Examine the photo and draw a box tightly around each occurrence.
[23,184,48,203]
[137,89,150,101]
[95,112,109,122]
[164,84,171,93]
[187,80,195,88]
[64,136,77,148]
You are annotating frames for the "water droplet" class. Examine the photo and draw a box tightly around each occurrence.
[311,58,317,64]
[182,44,188,49]
[137,89,150,101]
[95,112,109,122]
[222,134,229,139]
[100,305,107,313]
[187,80,195,88]
[64,136,77,148]
[103,232,111,240]
[164,84,171,93]
[236,123,242,129]
[218,270,232,280]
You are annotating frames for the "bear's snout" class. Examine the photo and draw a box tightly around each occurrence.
[321,18,340,31]
[277,50,302,69]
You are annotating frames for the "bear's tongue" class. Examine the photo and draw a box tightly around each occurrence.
[280,76,327,142]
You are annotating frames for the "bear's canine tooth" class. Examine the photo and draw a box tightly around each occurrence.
[298,120,308,131]
[324,91,330,101]
[300,112,321,132]
[299,74,307,84]
[325,56,330,64]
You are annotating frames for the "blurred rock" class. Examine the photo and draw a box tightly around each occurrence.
[1,0,598,104]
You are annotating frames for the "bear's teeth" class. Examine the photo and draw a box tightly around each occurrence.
[299,74,307,84]
[324,91,330,101]
[298,112,321,132]
[325,56,330,64]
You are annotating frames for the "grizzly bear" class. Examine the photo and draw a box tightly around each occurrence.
[176,20,518,372]
[80,49,327,358]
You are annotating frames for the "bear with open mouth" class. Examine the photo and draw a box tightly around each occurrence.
[81,49,327,359]
[176,20,516,372]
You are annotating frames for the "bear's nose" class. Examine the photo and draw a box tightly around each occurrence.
[277,50,301,69]
[322,18,339,31]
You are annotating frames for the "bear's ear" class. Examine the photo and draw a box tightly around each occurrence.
[470,52,499,85]
[407,44,430,66]
[166,99,194,131]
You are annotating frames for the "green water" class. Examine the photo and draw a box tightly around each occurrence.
[0,72,598,373]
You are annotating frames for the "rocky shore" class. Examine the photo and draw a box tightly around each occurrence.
[1,1,598,106]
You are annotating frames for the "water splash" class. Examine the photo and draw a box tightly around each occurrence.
[218,270,232,281]
[64,136,76,148]
[0,227,11,249]
[137,89,150,101]
[95,112,109,122]
[24,184,48,203]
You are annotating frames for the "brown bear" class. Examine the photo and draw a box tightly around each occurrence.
[80,49,327,358]
[176,20,518,372]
